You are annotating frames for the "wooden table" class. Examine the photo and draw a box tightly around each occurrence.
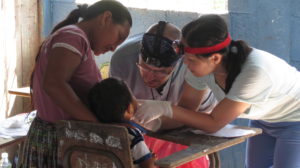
[8,87,30,98]
[3,87,30,149]
[0,137,25,149]
[0,121,26,158]
[148,126,262,168]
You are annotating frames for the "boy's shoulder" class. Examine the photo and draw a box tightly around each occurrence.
[116,121,146,133]
[116,121,147,144]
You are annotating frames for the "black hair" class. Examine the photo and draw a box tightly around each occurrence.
[88,77,133,123]
[51,0,132,34]
[141,21,182,67]
[182,14,252,93]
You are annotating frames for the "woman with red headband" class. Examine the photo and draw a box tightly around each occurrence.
[134,14,300,168]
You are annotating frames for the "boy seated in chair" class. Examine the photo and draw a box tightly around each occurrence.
[88,77,156,168]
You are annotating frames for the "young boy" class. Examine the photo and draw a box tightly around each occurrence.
[88,77,156,168]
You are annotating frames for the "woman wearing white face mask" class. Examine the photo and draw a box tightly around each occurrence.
[135,14,300,168]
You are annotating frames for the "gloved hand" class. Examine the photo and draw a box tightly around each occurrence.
[141,118,162,132]
[133,99,173,124]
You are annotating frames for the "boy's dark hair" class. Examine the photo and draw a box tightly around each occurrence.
[88,77,133,123]
[51,0,132,34]
[182,14,252,93]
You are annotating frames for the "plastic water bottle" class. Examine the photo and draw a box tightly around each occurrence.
[0,152,12,168]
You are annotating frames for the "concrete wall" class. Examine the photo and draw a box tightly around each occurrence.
[229,0,300,70]
[225,1,300,167]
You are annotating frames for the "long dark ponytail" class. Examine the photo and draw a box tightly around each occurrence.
[182,14,252,93]
[50,4,87,34]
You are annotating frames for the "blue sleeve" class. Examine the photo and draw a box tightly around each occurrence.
[127,127,153,165]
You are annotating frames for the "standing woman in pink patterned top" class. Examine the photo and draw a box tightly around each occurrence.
[18,1,132,167]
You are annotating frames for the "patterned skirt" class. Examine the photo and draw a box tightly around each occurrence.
[18,117,58,168]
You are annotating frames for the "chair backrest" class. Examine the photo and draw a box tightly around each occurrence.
[56,120,134,168]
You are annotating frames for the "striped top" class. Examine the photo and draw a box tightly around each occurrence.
[126,121,153,166]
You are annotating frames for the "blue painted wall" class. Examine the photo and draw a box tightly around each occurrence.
[229,0,300,70]
[42,0,77,37]
[42,0,52,37]
[222,1,300,167]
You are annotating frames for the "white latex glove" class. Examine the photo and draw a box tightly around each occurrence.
[133,99,173,124]
[141,118,162,132]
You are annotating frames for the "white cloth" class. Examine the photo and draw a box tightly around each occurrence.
[185,48,300,122]
[0,111,36,138]
[109,34,216,112]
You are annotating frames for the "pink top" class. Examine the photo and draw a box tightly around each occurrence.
[33,25,101,122]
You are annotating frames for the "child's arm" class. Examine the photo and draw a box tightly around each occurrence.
[133,149,157,168]
[128,127,157,168]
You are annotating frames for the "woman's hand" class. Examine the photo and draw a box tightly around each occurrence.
[134,118,162,132]
[133,100,173,124]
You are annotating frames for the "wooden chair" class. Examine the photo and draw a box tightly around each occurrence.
[56,120,134,168]
[56,120,218,168]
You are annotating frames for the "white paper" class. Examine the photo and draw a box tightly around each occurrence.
[190,124,256,138]
[0,111,36,138]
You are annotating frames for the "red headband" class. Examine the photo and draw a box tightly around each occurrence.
[184,34,231,55]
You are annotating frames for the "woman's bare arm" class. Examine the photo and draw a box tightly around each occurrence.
[160,82,208,130]
[43,47,97,122]
[172,98,250,133]
[178,81,208,111]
